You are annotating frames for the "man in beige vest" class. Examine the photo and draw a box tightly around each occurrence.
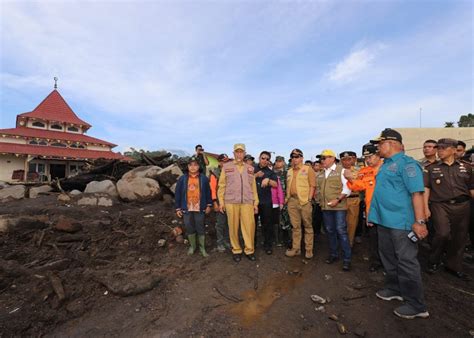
[218,143,259,262]
[285,148,316,259]
[316,149,352,271]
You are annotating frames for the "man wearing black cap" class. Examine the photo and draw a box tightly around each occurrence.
[285,148,316,259]
[424,138,473,281]
[244,154,255,166]
[195,144,209,174]
[345,143,383,271]
[340,151,360,247]
[369,128,429,319]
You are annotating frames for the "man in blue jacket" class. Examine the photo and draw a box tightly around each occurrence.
[175,157,213,257]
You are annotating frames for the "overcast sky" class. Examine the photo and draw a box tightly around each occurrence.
[1,0,472,160]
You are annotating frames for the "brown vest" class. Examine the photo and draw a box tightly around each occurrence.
[223,161,255,205]
[317,165,347,211]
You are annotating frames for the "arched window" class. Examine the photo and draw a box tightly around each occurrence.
[78,144,85,149]
[51,142,67,148]
[32,121,46,128]
[38,140,48,146]
[50,124,63,130]
[70,144,78,148]
[67,126,79,132]
[29,140,38,145]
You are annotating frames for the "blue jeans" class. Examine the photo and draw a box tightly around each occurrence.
[322,210,351,262]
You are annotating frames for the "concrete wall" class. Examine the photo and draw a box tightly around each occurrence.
[397,127,474,160]
[0,154,25,182]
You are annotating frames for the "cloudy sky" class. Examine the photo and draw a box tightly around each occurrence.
[1,0,472,160]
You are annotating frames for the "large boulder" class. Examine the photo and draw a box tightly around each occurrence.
[0,185,26,202]
[84,180,118,197]
[121,166,162,181]
[29,185,53,198]
[116,177,160,202]
[155,164,183,193]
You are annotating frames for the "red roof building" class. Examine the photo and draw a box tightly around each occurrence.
[0,86,128,182]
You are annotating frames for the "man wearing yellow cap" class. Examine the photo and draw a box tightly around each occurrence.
[316,149,352,271]
[218,143,259,262]
[285,148,316,259]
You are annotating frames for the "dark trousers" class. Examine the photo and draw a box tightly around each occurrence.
[256,203,274,250]
[322,210,351,262]
[378,225,426,312]
[215,212,230,246]
[469,199,474,247]
[183,212,205,236]
[367,224,381,265]
[312,202,324,237]
[356,200,366,237]
[429,200,470,272]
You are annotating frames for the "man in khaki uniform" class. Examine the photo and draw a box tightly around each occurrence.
[218,143,259,262]
[340,151,361,247]
[285,148,316,259]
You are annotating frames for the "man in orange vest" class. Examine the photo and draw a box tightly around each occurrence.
[345,143,383,271]
[218,144,259,262]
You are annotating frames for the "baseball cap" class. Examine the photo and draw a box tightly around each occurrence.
[371,128,403,144]
[275,155,285,162]
[320,149,336,157]
[290,148,303,157]
[218,153,229,161]
[243,154,254,161]
[339,151,357,159]
[188,156,199,164]
[234,143,246,151]
[437,138,458,148]
[362,143,378,156]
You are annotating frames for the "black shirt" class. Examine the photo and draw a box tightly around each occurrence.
[424,160,474,202]
[254,165,278,205]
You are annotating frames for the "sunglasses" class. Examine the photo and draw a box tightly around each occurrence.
[260,157,270,161]
[290,154,302,159]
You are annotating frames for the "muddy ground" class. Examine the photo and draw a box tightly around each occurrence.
[0,194,473,337]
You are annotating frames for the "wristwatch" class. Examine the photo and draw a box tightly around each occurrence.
[416,219,426,225]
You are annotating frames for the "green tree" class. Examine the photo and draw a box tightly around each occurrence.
[444,121,455,128]
[458,113,474,127]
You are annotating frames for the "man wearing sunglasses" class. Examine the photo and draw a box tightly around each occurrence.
[285,149,317,259]
[254,151,278,254]
[316,149,352,271]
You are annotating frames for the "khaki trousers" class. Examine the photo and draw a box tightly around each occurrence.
[226,203,256,255]
[346,197,360,246]
[287,197,313,252]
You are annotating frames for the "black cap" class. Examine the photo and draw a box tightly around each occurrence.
[371,128,402,144]
[218,153,229,161]
[195,144,204,150]
[188,156,199,164]
[438,138,458,148]
[244,154,254,161]
[275,155,285,162]
[290,148,303,157]
[362,143,378,156]
[339,151,357,159]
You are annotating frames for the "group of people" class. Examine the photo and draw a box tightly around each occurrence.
[174,129,473,320]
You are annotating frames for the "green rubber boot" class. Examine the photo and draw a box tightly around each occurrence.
[187,234,197,255]
[198,235,209,257]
